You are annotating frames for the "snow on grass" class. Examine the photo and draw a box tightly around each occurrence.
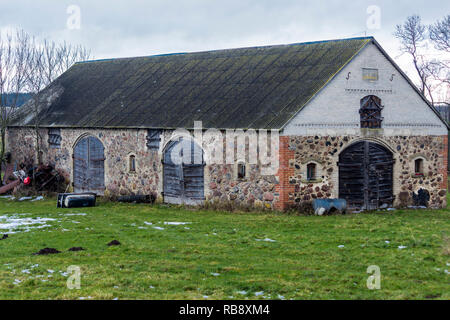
[152,226,165,230]
[255,238,276,242]
[163,222,192,226]
[0,214,57,234]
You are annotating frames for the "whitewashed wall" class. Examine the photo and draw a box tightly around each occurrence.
[282,42,447,136]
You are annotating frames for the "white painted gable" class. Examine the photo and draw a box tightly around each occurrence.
[282,42,447,136]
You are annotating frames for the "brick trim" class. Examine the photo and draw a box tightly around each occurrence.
[274,136,295,211]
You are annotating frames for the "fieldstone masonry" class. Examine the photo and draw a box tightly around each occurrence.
[5,127,447,210]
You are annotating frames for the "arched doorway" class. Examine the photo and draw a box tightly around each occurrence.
[73,135,105,194]
[163,137,205,205]
[338,141,393,210]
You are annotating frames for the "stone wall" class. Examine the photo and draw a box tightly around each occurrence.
[6,127,279,208]
[6,127,161,198]
[280,134,447,209]
[6,127,447,210]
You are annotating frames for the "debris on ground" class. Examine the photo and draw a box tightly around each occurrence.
[33,248,61,255]
[68,247,85,252]
[107,240,121,246]
[117,194,156,204]
[0,234,8,240]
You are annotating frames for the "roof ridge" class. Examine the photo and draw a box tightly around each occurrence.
[75,36,375,65]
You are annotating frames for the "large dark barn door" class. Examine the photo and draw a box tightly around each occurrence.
[73,136,105,194]
[339,141,393,210]
[163,138,205,205]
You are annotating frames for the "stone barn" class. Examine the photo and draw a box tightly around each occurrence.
[6,37,449,210]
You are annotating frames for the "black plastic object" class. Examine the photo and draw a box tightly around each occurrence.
[57,193,97,208]
[117,195,156,204]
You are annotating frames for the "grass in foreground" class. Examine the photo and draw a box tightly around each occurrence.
[0,197,449,300]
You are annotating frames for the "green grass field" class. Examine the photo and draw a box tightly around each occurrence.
[0,196,449,300]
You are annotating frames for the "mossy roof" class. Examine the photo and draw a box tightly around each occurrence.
[13,37,373,129]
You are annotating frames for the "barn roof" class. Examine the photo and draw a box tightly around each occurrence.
[12,37,373,129]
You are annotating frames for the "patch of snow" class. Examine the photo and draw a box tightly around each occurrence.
[338,245,345,248]
[398,246,407,250]
[256,238,276,242]
[65,213,87,216]
[385,241,390,244]
[278,294,285,300]
[149,286,155,289]
[0,215,56,234]
[144,222,153,226]
[152,226,165,230]
[18,197,33,201]
[163,222,191,225]
[254,291,264,297]
[237,291,247,295]
[31,196,44,202]
[211,273,220,277]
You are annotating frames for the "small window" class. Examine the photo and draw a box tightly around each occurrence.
[363,68,379,81]
[237,162,246,179]
[414,159,424,176]
[129,155,136,172]
[307,163,317,181]
[147,129,162,150]
[48,128,61,149]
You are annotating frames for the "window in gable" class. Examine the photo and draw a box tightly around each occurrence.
[48,128,61,149]
[360,95,384,129]
[363,68,379,81]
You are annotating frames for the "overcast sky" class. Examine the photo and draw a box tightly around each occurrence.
[1,0,449,98]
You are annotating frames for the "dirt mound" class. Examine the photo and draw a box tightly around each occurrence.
[0,235,8,241]
[33,248,61,255]
[107,240,121,246]
[68,247,85,252]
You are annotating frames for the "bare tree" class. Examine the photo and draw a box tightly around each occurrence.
[394,15,436,104]
[429,15,450,91]
[0,29,31,184]
[24,37,91,166]
[394,15,450,105]
[429,15,450,52]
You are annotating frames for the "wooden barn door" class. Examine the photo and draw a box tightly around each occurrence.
[73,136,105,194]
[163,138,205,205]
[339,141,393,210]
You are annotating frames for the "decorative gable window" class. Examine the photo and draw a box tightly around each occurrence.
[360,95,384,129]
[146,129,162,150]
[48,128,61,149]
[362,68,379,81]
